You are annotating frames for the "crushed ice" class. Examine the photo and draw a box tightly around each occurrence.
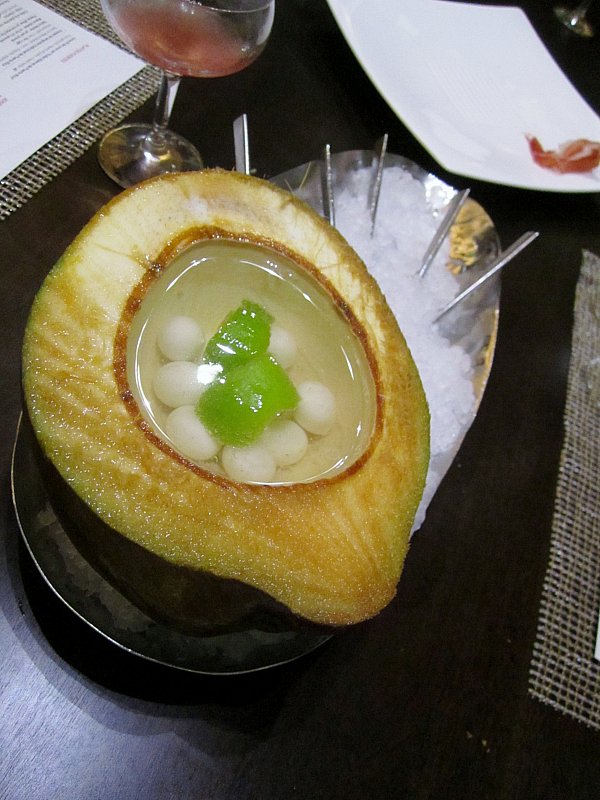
[334,166,477,530]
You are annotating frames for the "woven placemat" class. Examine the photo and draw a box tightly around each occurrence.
[529,249,600,729]
[0,0,159,222]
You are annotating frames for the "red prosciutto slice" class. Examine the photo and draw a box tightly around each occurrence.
[526,136,600,174]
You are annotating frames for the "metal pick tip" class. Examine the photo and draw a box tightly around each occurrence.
[233,113,250,175]
[320,144,335,226]
[369,133,389,236]
[433,230,540,324]
[419,188,470,278]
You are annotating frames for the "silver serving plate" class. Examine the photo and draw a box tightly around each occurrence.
[272,150,501,513]
[11,152,500,673]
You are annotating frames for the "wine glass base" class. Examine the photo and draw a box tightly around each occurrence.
[98,123,204,189]
[554,6,594,37]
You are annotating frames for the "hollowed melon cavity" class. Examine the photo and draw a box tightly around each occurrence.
[126,238,377,484]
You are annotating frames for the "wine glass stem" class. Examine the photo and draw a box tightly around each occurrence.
[147,71,181,153]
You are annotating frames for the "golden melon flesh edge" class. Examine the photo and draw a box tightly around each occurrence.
[22,170,430,627]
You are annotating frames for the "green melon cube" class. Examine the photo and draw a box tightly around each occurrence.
[197,353,299,446]
[202,300,272,371]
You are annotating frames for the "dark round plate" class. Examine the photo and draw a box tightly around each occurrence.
[10,416,331,674]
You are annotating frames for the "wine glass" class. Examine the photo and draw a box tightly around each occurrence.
[98,0,275,188]
[554,0,595,37]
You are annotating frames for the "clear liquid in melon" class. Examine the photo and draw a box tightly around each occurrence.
[127,239,377,485]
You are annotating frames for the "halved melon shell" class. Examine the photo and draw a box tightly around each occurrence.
[22,169,429,629]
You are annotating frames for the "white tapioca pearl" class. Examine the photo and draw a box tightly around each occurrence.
[221,443,277,483]
[294,381,336,436]
[268,325,297,369]
[165,406,220,462]
[157,316,204,362]
[261,420,308,466]
[153,361,213,407]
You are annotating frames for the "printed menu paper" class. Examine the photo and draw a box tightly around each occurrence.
[0,0,144,179]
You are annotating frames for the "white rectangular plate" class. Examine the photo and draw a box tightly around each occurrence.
[326,0,600,192]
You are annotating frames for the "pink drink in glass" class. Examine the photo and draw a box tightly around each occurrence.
[105,0,275,77]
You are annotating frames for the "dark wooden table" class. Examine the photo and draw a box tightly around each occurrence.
[1,1,599,798]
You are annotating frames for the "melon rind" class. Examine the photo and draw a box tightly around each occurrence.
[22,170,429,627]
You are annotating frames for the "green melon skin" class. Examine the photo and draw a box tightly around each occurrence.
[21,169,430,632]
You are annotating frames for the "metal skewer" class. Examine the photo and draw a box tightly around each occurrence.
[433,231,540,323]
[321,144,335,226]
[233,113,250,175]
[369,133,388,236]
[419,188,470,278]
